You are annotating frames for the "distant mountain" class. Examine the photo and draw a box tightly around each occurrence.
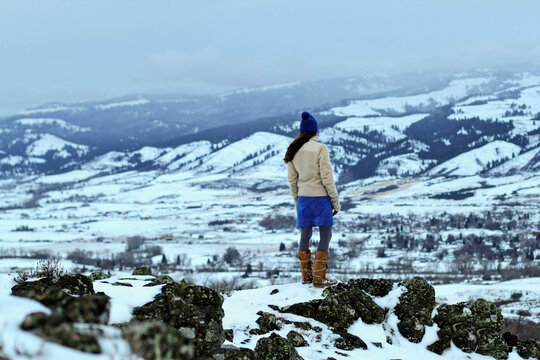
[1,70,539,182]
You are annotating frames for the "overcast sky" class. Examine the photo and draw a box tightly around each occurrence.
[1,0,539,115]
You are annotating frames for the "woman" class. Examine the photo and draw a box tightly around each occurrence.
[284,111,340,287]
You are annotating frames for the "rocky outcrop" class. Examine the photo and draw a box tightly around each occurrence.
[12,273,95,301]
[21,312,102,354]
[427,299,510,359]
[213,345,255,360]
[10,274,538,360]
[12,275,110,324]
[14,274,111,354]
[323,278,393,297]
[281,280,385,330]
[394,277,436,343]
[132,281,225,358]
[503,332,540,359]
[121,320,194,360]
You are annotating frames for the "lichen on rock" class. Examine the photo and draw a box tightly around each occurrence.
[254,332,303,360]
[428,299,510,360]
[132,280,225,358]
[11,273,95,302]
[281,285,385,330]
[334,331,368,351]
[132,266,153,276]
[213,344,255,360]
[324,278,394,297]
[21,312,102,354]
[394,276,435,343]
[89,271,110,281]
[287,330,309,347]
[121,320,195,360]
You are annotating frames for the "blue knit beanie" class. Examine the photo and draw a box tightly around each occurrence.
[300,111,318,133]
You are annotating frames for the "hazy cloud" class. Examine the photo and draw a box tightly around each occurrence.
[1,0,540,115]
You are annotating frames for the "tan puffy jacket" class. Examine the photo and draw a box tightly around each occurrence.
[287,136,340,211]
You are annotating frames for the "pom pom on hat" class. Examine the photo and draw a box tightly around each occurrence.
[300,111,318,133]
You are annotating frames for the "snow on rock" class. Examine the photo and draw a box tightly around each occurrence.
[26,134,89,158]
[93,274,164,324]
[14,118,90,132]
[94,99,150,110]
[427,141,521,176]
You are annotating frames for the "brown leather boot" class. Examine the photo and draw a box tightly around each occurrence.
[313,251,338,288]
[297,250,312,284]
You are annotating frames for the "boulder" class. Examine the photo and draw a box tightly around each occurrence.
[121,320,194,360]
[254,332,303,360]
[12,274,94,302]
[281,286,385,330]
[12,274,110,324]
[428,299,509,359]
[89,271,110,281]
[324,278,394,297]
[212,345,255,360]
[287,330,309,347]
[143,274,175,287]
[132,281,225,358]
[394,277,435,343]
[62,292,111,324]
[502,332,539,359]
[132,266,153,276]
[21,312,101,354]
[249,311,283,335]
[224,329,234,342]
[334,332,367,351]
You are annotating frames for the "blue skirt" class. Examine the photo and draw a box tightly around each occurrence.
[296,196,334,228]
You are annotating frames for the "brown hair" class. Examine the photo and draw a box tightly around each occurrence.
[283,132,317,163]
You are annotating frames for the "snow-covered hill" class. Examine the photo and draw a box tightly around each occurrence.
[0,70,539,181]
[427,141,521,177]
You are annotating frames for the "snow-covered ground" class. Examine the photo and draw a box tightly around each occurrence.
[0,271,536,360]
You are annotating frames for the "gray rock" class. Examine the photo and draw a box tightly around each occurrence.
[254,332,303,360]
[21,312,101,354]
[394,277,435,343]
[287,330,309,347]
[121,320,194,360]
[89,271,110,281]
[132,266,153,276]
[132,281,225,358]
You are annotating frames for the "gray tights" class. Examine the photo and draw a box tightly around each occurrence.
[298,226,332,252]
